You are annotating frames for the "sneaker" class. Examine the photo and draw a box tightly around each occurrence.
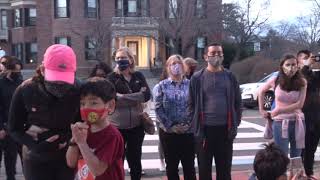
[159,160,166,172]
[127,169,146,175]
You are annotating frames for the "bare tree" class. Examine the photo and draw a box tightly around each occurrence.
[222,0,270,61]
[72,22,111,62]
[154,0,217,56]
[290,12,320,51]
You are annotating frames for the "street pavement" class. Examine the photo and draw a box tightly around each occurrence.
[2,108,320,180]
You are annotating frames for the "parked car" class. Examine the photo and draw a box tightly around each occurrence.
[240,71,279,110]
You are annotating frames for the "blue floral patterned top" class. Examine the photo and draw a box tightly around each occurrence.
[153,78,191,132]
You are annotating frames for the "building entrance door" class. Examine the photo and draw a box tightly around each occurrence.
[127,41,139,66]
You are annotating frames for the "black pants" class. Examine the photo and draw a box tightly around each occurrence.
[119,125,145,180]
[198,125,233,180]
[159,129,196,180]
[22,146,74,180]
[0,135,19,180]
[303,113,320,176]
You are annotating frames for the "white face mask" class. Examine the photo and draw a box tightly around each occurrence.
[208,56,223,67]
[283,65,298,77]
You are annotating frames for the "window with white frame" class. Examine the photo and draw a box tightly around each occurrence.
[168,0,177,18]
[55,0,69,18]
[14,9,22,27]
[55,36,71,46]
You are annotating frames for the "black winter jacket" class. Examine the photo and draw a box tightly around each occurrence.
[301,66,320,124]
[108,71,151,129]
[8,78,80,160]
[0,74,23,130]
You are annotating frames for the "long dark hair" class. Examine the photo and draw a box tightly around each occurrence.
[278,54,305,91]
[89,62,112,78]
[32,64,44,83]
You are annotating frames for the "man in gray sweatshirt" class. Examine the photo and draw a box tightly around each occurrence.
[188,43,242,180]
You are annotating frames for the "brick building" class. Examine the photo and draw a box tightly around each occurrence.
[0,0,222,75]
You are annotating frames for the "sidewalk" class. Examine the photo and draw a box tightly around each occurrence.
[1,163,320,179]
[124,162,320,180]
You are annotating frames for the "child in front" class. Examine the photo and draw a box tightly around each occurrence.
[66,77,124,180]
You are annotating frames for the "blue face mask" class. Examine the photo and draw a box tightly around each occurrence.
[116,59,130,71]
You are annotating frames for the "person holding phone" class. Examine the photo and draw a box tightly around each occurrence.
[297,50,320,179]
[8,45,81,180]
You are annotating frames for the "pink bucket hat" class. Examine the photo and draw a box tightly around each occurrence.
[43,44,76,84]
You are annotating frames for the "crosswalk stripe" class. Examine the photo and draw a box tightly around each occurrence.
[144,132,264,141]
[140,142,267,153]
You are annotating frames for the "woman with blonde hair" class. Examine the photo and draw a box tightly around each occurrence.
[108,47,151,180]
[183,57,198,79]
[153,54,196,180]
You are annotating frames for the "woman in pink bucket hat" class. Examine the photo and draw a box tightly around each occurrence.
[8,44,81,180]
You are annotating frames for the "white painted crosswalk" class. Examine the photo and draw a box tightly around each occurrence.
[123,110,272,170]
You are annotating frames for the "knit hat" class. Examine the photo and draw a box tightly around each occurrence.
[43,44,76,84]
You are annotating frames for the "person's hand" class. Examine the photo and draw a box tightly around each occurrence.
[271,108,282,118]
[140,87,147,92]
[177,123,190,133]
[116,93,124,98]
[26,125,49,141]
[71,122,89,145]
[0,129,6,139]
[259,110,269,119]
[289,169,306,180]
[31,134,63,152]
[306,54,316,66]
[171,124,184,134]
[45,135,67,150]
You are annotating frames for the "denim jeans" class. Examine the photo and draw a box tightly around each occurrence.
[273,120,302,157]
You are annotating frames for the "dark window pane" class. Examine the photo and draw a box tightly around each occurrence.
[85,37,98,60]
[1,10,7,29]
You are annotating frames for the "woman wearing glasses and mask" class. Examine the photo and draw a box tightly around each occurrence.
[108,47,151,180]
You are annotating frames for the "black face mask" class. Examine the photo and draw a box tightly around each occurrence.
[116,60,130,71]
[10,72,22,82]
[44,81,74,98]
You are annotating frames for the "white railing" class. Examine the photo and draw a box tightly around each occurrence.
[112,17,159,26]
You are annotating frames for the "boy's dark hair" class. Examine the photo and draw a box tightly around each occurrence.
[297,49,311,57]
[254,143,289,180]
[80,77,116,103]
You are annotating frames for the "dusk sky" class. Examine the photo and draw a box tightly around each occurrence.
[223,0,314,24]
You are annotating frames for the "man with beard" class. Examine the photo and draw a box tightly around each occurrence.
[188,43,242,180]
[0,56,23,180]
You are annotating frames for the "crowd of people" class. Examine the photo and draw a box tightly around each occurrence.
[0,42,317,180]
